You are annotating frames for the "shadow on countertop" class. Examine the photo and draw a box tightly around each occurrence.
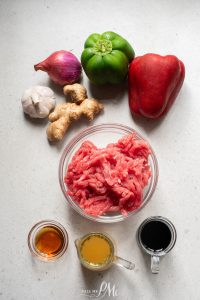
[89,81,128,103]
[23,112,49,127]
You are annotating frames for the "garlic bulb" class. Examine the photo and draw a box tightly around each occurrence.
[21,86,56,118]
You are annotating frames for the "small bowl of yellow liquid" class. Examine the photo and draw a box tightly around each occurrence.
[75,232,135,271]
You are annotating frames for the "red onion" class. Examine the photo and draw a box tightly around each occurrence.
[34,50,82,86]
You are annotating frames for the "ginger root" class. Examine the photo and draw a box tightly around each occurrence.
[47,99,103,142]
[63,83,87,104]
[47,83,103,142]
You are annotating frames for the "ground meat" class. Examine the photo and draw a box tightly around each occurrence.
[65,133,152,216]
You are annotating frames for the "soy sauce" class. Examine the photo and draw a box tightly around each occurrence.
[140,220,172,252]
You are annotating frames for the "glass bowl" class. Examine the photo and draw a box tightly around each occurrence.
[59,123,158,223]
[28,220,69,261]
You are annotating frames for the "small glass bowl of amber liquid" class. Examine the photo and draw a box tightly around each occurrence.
[28,220,68,261]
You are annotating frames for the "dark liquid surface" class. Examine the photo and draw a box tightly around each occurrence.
[140,220,172,251]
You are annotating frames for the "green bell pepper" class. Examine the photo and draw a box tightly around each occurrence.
[81,31,135,85]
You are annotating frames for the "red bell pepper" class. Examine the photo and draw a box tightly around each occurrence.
[128,53,185,118]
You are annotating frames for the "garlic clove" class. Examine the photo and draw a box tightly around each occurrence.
[31,91,40,105]
[21,86,56,119]
[37,104,50,118]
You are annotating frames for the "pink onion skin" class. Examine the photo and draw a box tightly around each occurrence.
[34,50,82,86]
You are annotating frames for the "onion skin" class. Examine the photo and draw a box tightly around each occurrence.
[34,50,82,86]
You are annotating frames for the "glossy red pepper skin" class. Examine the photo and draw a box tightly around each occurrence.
[128,54,185,119]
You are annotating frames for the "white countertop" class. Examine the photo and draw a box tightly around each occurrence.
[1,0,200,299]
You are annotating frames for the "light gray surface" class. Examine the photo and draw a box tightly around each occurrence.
[0,0,200,299]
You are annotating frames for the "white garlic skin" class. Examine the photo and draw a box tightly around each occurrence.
[21,86,56,118]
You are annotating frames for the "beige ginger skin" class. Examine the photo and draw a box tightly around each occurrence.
[63,83,87,104]
[47,97,103,142]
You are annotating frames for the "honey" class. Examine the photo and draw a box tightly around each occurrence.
[79,233,114,267]
[35,226,64,257]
